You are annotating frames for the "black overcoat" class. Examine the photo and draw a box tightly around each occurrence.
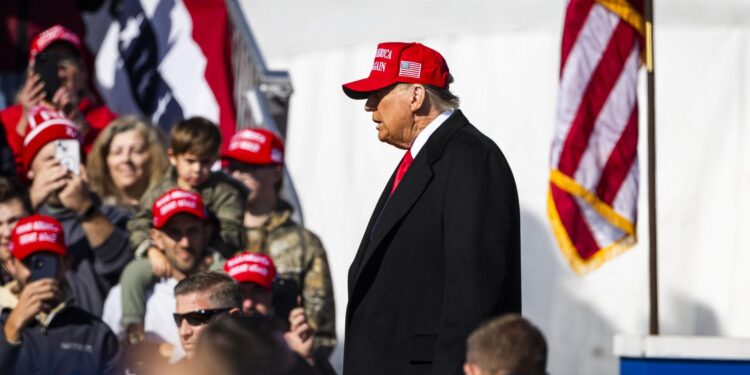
[344,110,521,374]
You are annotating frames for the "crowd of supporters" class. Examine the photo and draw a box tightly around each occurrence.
[0,17,549,375]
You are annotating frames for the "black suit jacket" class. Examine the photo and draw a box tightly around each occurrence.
[344,111,521,375]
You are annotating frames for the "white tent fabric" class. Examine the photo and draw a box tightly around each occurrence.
[241,1,750,373]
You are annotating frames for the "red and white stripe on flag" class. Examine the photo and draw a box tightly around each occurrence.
[548,0,645,274]
[95,0,236,146]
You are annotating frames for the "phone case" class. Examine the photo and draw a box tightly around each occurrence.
[55,139,81,175]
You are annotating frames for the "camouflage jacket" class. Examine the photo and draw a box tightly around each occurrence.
[128,167,246,258]
[245,201,337,358]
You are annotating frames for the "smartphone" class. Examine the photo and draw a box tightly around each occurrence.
[28,253,59,282]
[33,50,61,102]
[55,139,80,175]
[272,278,300,326]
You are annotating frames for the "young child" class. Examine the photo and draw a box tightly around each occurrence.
[120,117,245,342]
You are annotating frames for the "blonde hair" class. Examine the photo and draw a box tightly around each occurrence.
[87,116,169,205]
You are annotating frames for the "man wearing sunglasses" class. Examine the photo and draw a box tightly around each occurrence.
[0,214,120,374]
[173,271,241,360]
[103,189,219,360]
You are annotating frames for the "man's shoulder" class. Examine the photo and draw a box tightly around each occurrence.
[204,171,246,194]
[433,123,504,168]
[140,175,178,205]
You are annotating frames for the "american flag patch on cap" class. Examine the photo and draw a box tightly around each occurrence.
[399,61,422,79]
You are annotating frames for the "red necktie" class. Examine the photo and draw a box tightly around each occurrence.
[391,150,413,195]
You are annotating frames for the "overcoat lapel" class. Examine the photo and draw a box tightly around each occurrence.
[347,169,396,296]
[348,111,469,296]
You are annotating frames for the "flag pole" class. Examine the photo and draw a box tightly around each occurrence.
[644,0,659,336]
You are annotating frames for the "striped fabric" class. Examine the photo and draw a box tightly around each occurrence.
[548,0,645,274]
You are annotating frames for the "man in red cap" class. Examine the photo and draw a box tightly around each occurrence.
[22,106,132,318]
[0,24,116,174]
[222,128,337,358]
[0,214,120,374]
[224,251,335,372]
[103,189,219,361]
[342,42,521,374]
[224,251,276,316]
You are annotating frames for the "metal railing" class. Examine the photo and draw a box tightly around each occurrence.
[225,0,303,224]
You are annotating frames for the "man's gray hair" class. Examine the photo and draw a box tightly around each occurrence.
[174,271,241,308]
[425,84,460,111]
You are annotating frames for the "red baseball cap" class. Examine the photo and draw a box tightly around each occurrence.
[223,252,276,290]
[221,128,284,166]
[342,42,451,99]
[152,189,208,229]
[22,106,81,173]
[10,215,67,260]
[29,25,83,65]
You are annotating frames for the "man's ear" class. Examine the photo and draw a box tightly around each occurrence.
[151,228,163,249]
[167,148,177,166]
[409,84,427,112]
[26,169,35,180]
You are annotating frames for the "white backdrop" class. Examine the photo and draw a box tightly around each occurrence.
[240,1,750,373]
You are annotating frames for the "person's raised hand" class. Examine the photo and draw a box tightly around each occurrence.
[18,72,46,112]
[283,306,315,364]
[15,72,47,137]
[3,279,60,343]
[28,159,68,209]
[58,169,92,215]
[147,247,173,278]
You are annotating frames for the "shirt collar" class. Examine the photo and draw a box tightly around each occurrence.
[410,109,454,157]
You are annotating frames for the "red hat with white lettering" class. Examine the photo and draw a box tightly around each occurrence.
[10,215,67,260]
[22,106,80,173]
[223,252,276,290]
[152,189,208,229]
[342,42,451,99]
[221,128,284,166]
[29,25,83,65]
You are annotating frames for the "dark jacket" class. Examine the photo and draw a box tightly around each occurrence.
[39,203,134,317]
[344,111,521,375]
[0,303,121,375]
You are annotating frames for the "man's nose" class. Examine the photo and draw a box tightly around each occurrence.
[178,234,191,247]
[242,298,254,314]
[179,319,193,337]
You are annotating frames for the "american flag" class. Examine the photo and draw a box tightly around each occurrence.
[548,0,644,274]
[95,0,236,138]
[399,61,422,79]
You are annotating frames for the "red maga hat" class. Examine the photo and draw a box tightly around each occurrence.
[22,106,81,174]
[10,214,67,260]
[223,252,276,290]
[152,189,208,229]
[342,42,451,99]
[222,128,284,165]
[29,25,83,65]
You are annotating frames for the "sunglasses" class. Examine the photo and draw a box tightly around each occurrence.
[173,307,232,327]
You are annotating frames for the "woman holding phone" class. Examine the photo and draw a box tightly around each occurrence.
[0,25,116,175]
